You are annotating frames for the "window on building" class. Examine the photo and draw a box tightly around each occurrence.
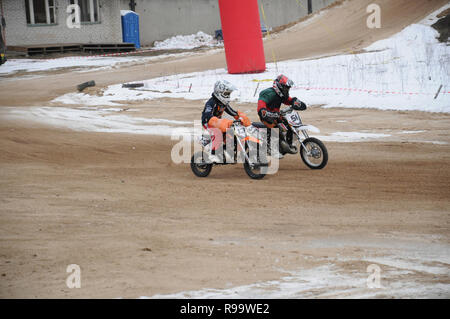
[25,0,56,25]
[69,0,100,23]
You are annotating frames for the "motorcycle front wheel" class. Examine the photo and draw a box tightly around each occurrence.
[190,152,213,177]
[243,142,267,180]
[300,137,328,169]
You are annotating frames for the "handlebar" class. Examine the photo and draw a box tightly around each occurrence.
[280,106,293,116]
[281,101,308,114]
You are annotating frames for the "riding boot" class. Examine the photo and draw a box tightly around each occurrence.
[266,132,284,159]
[279,131,297,154]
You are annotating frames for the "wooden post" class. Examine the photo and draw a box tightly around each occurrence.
[307,0,312,14]
[253,82,260,97]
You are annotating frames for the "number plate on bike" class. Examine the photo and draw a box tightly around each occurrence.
[236,126,246,137]
[285,111,302,127]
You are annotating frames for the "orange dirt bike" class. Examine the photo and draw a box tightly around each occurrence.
[190,119,269,179]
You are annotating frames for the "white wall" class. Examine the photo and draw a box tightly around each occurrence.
[4,0,123,46]
[123,0,339,46]
[3,0,339,47]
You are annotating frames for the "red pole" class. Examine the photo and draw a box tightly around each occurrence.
[218,0,266,74]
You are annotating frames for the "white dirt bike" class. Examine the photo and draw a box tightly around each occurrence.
[281,105,328,169]
[251,105,328,169]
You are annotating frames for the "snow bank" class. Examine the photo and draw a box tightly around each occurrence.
[0,32,223,76]
[1,106,406,143]
[0,56,139,76]
[3,107,193,136]
[153,31,222,50]
[0,51,196,77]
[55,6,449,113]
[419,2,450,26]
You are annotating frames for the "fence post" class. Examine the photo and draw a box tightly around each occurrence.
[434,84,443,99]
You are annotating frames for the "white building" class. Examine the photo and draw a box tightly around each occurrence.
[1,0,337,48]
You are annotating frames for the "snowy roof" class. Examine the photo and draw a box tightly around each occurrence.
[120,10,138,16]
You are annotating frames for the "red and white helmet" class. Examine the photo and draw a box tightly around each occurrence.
[273,74,294,98]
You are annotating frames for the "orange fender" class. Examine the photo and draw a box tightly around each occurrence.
[208,117,232,133]
[242,136,261,144]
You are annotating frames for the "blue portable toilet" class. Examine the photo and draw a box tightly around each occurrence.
[121,10,140,49]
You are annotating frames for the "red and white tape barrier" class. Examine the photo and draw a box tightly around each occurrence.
[134,82,449,97]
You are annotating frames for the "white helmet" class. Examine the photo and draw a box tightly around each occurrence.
[213,80,236,105]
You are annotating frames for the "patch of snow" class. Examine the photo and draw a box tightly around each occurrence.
[140,234,450,299]
[3,107,193,136]
[142,260,449,299]
[53,92,123,107]
[298,125,320,133]
[0,52,195,77]
[318,132,391,142]
[1,106,396,144]
[398,130,426,134]
[120,10,137,16]
[418,140,448,145]
[153,31,223,50]
[146,264,367,299]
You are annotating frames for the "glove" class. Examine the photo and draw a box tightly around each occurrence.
[260,108,280,124]
[237,110,251,127]
[208,117,233,133]
[291,97,307,111]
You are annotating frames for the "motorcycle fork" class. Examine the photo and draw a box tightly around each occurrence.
[236,134,251,164]
[292,126,310,154]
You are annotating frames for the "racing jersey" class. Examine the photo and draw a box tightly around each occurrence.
[201,95,238,126]
[257,87,293,114]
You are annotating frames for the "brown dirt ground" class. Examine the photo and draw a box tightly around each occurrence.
[0,0,449,298]
[0,104,449,298]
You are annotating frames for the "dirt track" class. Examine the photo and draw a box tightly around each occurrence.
[0,0,449,298]
[0,104,449,298]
